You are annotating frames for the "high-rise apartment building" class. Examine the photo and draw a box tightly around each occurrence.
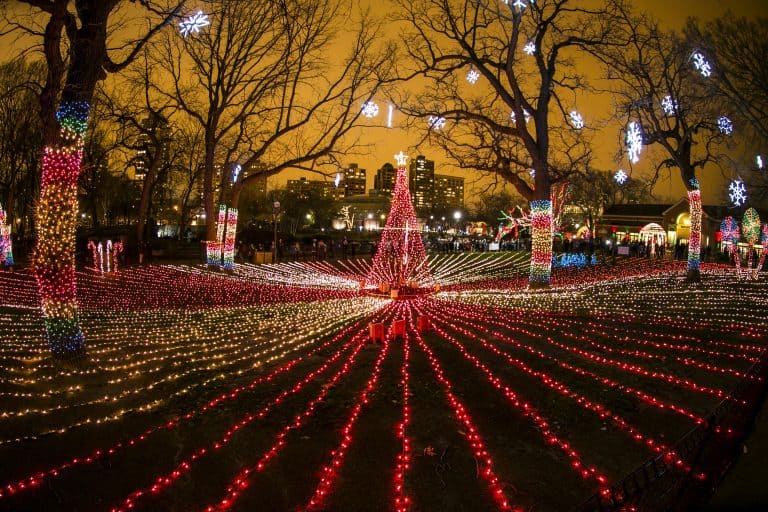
[373,163,396,196]
[434,174,465,209]
[408,155,434,211]
[342,163,367,197]
[131,114,171,181]
[287,177,344,201]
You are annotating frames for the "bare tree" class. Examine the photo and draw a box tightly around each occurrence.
[393,0,620,287]
[0,58,45,237]
[149,0,393,257]
[2,0,186,358]
[593,3,730,282]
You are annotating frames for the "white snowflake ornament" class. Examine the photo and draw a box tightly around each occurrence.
[361,101,379,118]
[466,69,481,84]
[691,52,712,78]
[728,179,747,207]
[523,41,536,56]
[661,95,677,116]
[718,115,733,135]
[569,111,584,129]
[179,11,210,38]
[614,169,628,185]
[428,115,446,130]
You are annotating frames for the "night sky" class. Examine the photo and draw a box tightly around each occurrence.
[1,0,766,204]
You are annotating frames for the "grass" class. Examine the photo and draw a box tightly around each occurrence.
[0,257,765,511]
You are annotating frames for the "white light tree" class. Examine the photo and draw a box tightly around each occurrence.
[392,0,620,288]
[593,2,731,282]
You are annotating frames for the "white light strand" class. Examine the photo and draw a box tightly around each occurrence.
[626,121,643,164]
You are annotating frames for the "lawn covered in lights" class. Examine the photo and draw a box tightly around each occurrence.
[0,256,766,511]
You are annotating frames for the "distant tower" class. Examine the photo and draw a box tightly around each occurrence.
[343,163,367,196]
[374,162,396,196]
[408,155,434,212]
[368,152,431,288]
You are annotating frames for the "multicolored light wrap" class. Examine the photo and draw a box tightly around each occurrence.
[34,100,90,357]
[0,202,13,266]
[720,216,741,277]
[529,199,553,286]
[222,207,238,270]
[686,179,702,273]
[758,224,768,275]
[742,208,761,277]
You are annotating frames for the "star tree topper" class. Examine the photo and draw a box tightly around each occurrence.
[395,151,409,167]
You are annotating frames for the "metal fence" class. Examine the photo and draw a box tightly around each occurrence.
[578,352,768,511]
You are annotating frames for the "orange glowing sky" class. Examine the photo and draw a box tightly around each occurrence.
[2,0,766,206]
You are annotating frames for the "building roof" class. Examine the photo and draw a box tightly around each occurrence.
[602,204,670,218]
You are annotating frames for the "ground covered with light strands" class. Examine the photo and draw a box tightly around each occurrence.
[0,254,766,511]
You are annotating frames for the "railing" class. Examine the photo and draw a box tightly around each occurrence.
[578,352,768,511]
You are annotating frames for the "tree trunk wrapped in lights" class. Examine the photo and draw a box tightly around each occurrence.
[34,100,90,357]
[685,178,702,282]
[529,199,554,288]
[0,203,13,267]
[367,154,431,289]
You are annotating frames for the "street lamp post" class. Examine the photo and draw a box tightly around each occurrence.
[273,201,280,263]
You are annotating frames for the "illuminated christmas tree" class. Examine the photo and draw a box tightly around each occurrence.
[367,152,431,288]
[0,203,13,266]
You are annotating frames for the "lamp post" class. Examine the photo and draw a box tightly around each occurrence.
[453,210,462,233]
[273,201,280,263]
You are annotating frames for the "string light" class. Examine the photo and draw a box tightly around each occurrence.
[368,153,431,288]
[34,99,91,358]
[0,203,13,266]
[179,10,210,37]
[687,180,702,275]
[661,95,678,116]
[691,51,712,78]
[717,115,733,135]
[569,111,584,129]
[361,101,379,118]
[427,115,446,130]
[529,199,553,286]
[626,121,643,164]
[728,179,747,207]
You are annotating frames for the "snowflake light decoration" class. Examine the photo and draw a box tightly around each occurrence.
[512,0,527,9]
[428,115,446,130]
[614,169,628,185]
[728,179,747,207]
[626,121,643,164]
[661,95,677,116]
[511,109,531,124]
[466,69,481,84]
[523,41,536,55]
[529,168,536,178]
[179,11,210,38]
[569,111,584,129]
[718,115,733,135]
[757,155,764,170]
[361,101,379,118]
[691,51,712,78]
